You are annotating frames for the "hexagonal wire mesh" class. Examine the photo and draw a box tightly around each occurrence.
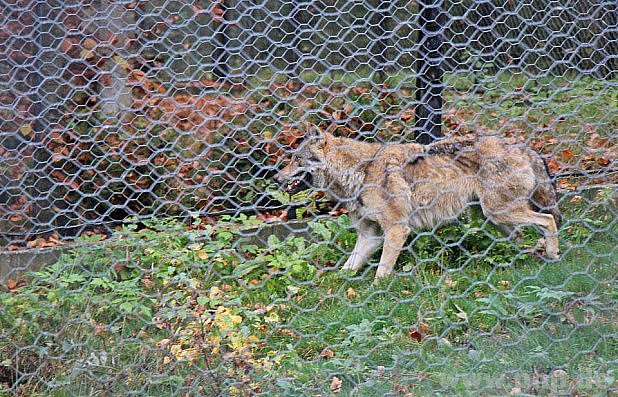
[0,0,616,395]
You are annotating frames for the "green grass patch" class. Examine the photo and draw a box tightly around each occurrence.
[1,187,616,395]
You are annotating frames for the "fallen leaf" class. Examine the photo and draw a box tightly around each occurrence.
[401,112,413,122]
[320,348,334,358]
[82,37,98,50]
[330,376,342,392]
[560,149,574,160]
[6,279,17,290]
[346,287,360,299]
[546,158,561,174]
[19,124,32,137]
[409,329,422,342]
[343,103,352,115]
[408,322,429,342]
[556,179,577,191]
[100,74,112,87]
[112,262,126,273]
[569,195,583,203]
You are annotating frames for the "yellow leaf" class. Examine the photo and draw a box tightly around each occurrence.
[209,286,221,300]
[214,307,242,331]
[79,49,95,60]
[113,55,131,71]
[19,124,32,137]
[264,312,279,323]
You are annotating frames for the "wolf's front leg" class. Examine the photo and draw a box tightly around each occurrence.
[341,219,382,272]
[375,224,410,279]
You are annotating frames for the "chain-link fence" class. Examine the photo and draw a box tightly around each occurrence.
[1,0,617,395]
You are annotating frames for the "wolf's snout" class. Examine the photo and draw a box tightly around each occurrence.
[273,172,286,185]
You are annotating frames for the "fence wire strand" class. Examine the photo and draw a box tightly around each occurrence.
[0,0,617,395]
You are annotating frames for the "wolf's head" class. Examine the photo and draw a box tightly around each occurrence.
[273,126,329,195]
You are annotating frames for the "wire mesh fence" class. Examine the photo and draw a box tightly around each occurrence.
[1,0,617,395]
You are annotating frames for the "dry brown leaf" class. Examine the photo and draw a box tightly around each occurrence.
[409,329,422,343]
[556,178,577,191]
[401,112,413,122]
[82,37,97,50]
[330,376,342,393]
[343,103,352,115]
[320,348,334,358]
[546,158,561,174]
[6,279,17,290]
[409,321,429,343]
[560,149,574,160]
[346,287,360,300]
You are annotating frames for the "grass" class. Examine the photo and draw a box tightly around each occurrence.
[271,236,616,395]
[264,192,617,394]
[1,187,616,396]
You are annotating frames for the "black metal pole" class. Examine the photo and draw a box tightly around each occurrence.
[369,0,392,83]
[414,0,445,144]
[212,0,230,82]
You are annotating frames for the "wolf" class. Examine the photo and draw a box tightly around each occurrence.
[274,126,561,279]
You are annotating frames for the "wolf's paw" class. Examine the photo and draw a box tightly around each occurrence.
[536,237,560,261]
[341,257,363,272]
[374,268,394,280]
[545,250,560,261]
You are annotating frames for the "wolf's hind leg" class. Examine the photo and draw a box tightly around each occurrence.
[493,223,523,241]
[341,219,382,272]
[375,224,410,279]
[483,203,559,260]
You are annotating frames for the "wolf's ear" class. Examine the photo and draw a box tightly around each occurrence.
[307,125,324,139]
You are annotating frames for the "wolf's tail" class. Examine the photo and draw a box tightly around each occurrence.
[529,150,561,227]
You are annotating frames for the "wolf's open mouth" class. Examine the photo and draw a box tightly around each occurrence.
[284,173,312,194]
[286,180,302,192]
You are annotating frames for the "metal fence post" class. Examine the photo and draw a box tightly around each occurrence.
[415,0,445,144]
